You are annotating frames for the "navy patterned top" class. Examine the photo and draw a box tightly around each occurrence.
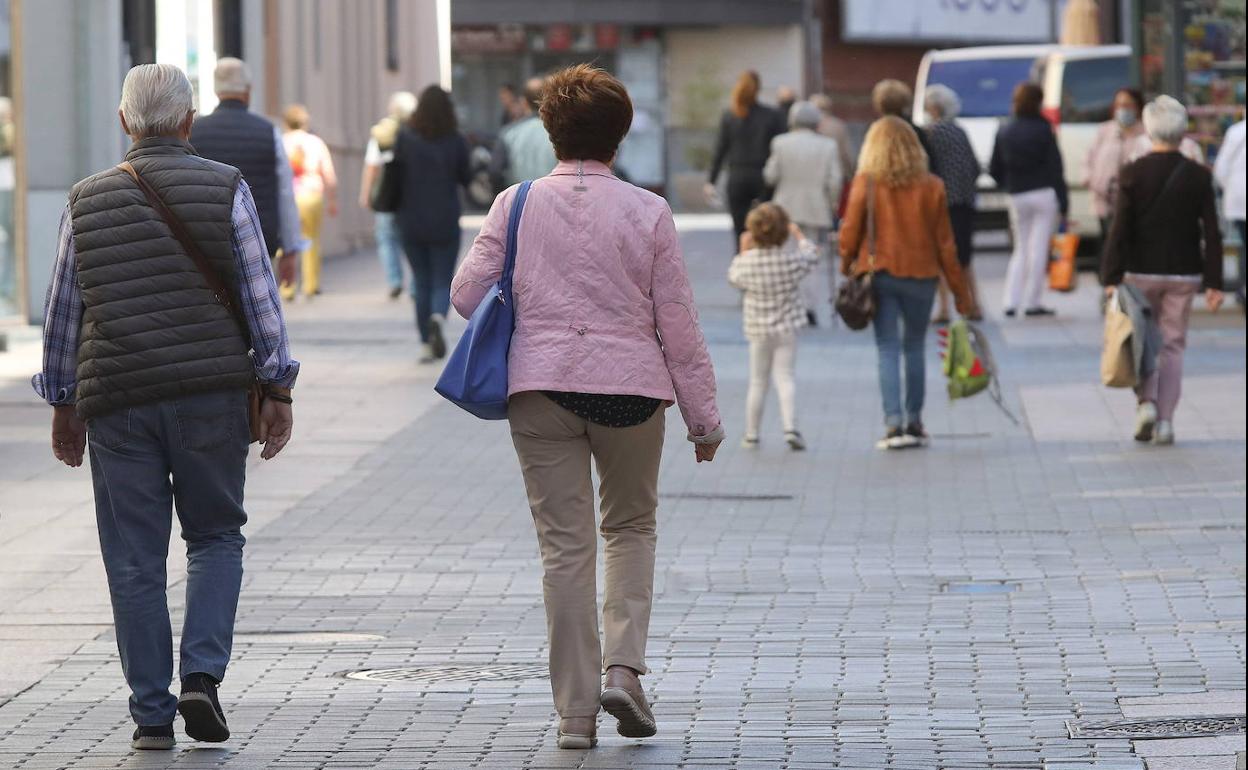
[543,392,662,428]
[925,120,981,207]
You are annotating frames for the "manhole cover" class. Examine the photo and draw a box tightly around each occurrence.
[661,492,794,501]
[342,664,549,684]
[940,580,1020,595]
[1067,715,1246,739]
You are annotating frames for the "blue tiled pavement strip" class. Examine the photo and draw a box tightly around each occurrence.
[0,223,1243,769]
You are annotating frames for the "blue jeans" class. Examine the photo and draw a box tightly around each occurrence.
[872,271,937,429]
[375,212,411,295]
[87,390,249,726]
[403,236,460,342]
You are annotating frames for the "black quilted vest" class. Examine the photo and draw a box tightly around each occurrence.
[69,137,253,420]
[191,99,283,255]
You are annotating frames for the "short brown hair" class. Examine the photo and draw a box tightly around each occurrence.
[283,103,309,131]
[746,203,790,249]
[872,79,913,118]
[1012,82,1044,118]
[539,64,633,163]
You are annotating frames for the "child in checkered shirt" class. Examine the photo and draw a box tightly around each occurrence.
[728,203,820,451]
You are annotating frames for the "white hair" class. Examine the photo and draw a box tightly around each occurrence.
[789,101,821,130]
[119,64,194,138]
[214,57,252,95]
[924,84,961,120]
[1143,95,1188,147]
[388,91,417,121]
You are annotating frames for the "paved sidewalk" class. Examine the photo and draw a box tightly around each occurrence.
[0,221,1243,769]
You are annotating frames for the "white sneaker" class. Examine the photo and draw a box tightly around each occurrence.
[418,343,436,364]
[1134,402,1158,442]
[1154,420,1174,445]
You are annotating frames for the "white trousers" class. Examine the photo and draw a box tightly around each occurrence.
[746,332,798,437]
[797,224,830,324]
[1003,188,1059,311]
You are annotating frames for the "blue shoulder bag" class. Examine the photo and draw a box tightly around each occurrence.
[434,180,532,419]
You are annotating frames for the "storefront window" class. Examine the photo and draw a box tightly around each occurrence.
[0,0,17,319]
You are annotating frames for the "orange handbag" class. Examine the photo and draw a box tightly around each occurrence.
[1049,232,1079,292]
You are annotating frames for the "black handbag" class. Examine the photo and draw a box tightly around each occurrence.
[370,158,401,213]
[835,177,877,331]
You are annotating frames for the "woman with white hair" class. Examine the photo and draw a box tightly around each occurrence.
[763,100,843,325]
[923,84,983,321]
[360,91,417,299]
[1101,95,1224,446]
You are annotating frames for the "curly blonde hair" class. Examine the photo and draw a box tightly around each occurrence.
[746,203,790,248]
[857,116,928,188]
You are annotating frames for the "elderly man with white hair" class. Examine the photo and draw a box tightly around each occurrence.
[33,63,298,749]
[923,84,983,320]
[1101,95,1223,446]
[763,100,843,325]
[192,57,302,289]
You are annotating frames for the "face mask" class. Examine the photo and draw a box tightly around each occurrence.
[1115,108,1138,128]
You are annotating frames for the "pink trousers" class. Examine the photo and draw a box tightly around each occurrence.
[1125,275,1198,421]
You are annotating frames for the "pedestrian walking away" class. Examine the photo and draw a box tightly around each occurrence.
[393,85,471,364]
[990,82,1069,318]
[282,104,338,299]
[32,64,298,751]
[840,116,972,450]
[1101,95,1224,446]
[729,204,819,450]
[360,90,418,300]
[191,57,302,294]
[872,79,936,171]
[1213,118,1246,307]
[706,70,786,245]
[763,101,842,326]
[451,64,723,750]
[923,84,983,322]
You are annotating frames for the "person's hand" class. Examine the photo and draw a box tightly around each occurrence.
[51,405,86,468]
[327,199,339,218]
[1206,289,1225,312]
[703,183,719,204]
[788,222,806,242]
[278,251,299,285]
[358,194,371,211]
[739,231,755,252]
[1104,284,1117,298]
[258,398,293,460]
[694,440,721,463]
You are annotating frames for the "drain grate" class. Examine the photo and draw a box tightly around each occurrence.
[941,580,1020,595]
[661,492,794,502]
[342,663,549,684]
[1067,715,1246,739]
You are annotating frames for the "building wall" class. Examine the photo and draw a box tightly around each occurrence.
[265,0,442,259]
[819,0,926,124]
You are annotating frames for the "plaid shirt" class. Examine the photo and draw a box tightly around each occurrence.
[728,239,820,340]
[32,179,299,406]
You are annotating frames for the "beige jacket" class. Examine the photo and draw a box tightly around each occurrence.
[763,128,843,229]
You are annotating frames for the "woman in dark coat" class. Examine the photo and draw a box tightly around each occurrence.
[706,70,785,245]
[395,85,471,363]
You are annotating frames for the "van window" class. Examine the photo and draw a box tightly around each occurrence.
[1060,57,1130,123]
[926,58,1041,118]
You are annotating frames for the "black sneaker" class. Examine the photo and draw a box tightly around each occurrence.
[904,423,930,448]
[876,427,916,450]
[1024,306,1056,317]
[1004,308,1017,318]
[178,673,229,743]
[785,431,807,451]
[132,724,175,750]
[388,286,402,300]
[428,314,448,360]
[806,310,818,328]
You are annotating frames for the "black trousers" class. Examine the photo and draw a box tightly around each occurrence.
[727,171,766,247]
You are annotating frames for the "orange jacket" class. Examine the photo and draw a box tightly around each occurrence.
[839,173,971,313]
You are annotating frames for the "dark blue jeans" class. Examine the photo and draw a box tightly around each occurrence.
[871,271,938,429]
[87,390,249,726]
[403,236,460,342]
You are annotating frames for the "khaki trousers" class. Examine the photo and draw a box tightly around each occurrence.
[508,391,665,718]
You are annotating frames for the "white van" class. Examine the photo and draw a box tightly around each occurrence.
[913,44,1132,244]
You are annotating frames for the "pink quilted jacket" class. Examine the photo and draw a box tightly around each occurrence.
[452,160,722,440]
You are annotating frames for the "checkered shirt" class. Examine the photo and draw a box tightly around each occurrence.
[727,239,820,340]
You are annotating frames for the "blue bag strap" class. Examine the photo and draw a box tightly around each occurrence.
[500,180,533,291]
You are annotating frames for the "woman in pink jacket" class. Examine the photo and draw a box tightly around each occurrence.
[451,65,723,750]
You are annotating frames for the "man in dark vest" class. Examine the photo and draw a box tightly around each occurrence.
[191,57,301,288]
[34,64,298,751]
